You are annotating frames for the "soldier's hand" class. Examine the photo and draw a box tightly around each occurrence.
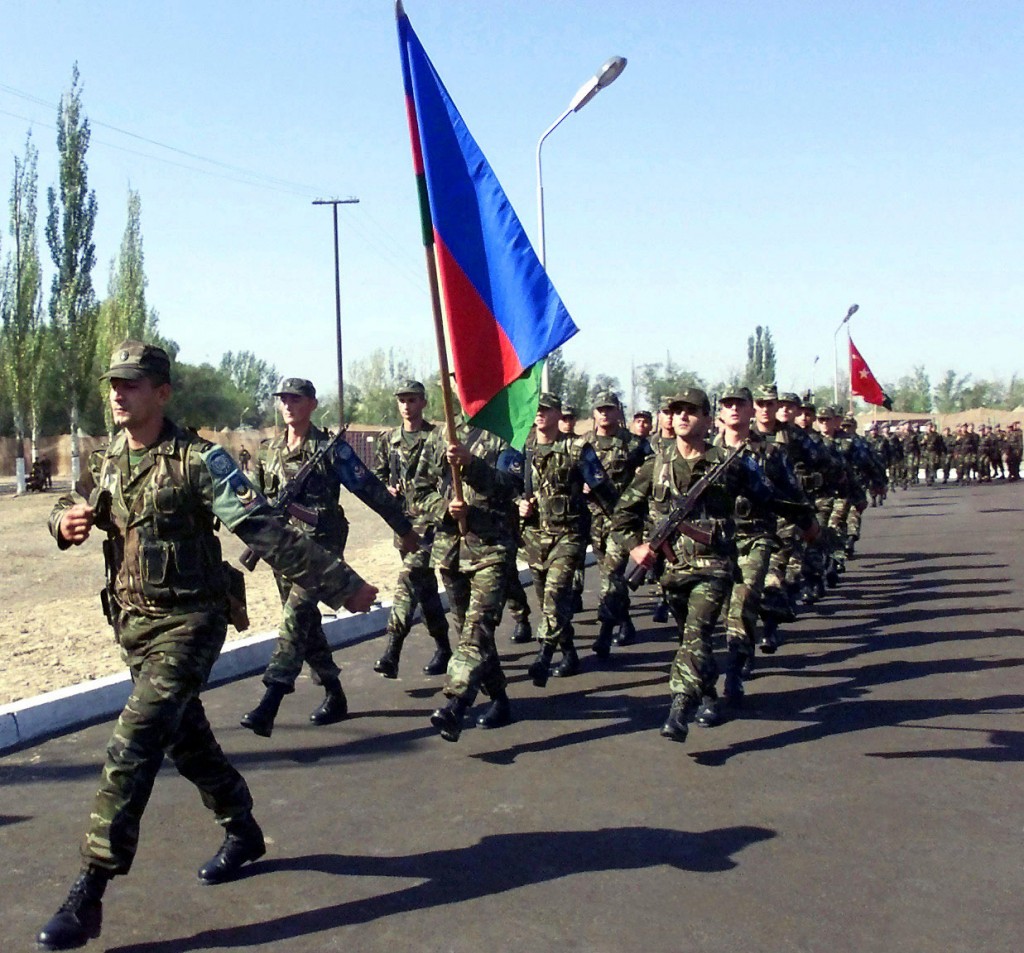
[343,582,379,614]
[629,542,656,570]
[60,503,95,545]
[446,442,472,468]
[448,498,468,522]
[518,498,535,519]
[387,485,400,497]
[397,529,421,555]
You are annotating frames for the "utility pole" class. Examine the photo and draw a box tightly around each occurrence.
[313,197,359,428]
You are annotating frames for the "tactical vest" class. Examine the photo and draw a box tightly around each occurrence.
[528,438,586,531]
[95,423,225,616]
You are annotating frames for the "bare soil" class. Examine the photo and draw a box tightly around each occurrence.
[0,479,404,705]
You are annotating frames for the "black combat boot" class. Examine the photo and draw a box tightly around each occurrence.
[198,813,266,885]
[723,647,747,706]
[591,619,616,659]
[240,683,287,738]
[37,867,109,950]
[552,644,581,678]
[430,694,472,742]
[476,690,513,729]
[509,618,533,644]
[613,617,636,646]
[694,694,721,727]
[571,591,584,614]
[310,676,348,725]
[528,644,556,687]
[660,694,698,742]
[373,630,406,678]
[652,600,670,624]
[422,631,452,675]
[758,621,778,655]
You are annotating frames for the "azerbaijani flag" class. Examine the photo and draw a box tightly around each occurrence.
[397,2,578,448]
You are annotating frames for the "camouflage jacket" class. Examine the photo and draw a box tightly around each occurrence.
[584,426,652,520]
[372,421,437,534]
[49,418,365,618]
[612,440,750,578]
[412,424,523,571]
[520,434,611,538]
[255,424,410,554]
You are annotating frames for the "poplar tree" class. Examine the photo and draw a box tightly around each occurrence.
[46,64,99,481]
[1,132,45,492]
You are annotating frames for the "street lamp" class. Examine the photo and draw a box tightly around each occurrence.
[833,303,859,406]
[536,55,627,392]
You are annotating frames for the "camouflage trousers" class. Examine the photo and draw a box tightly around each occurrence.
[923,451,942,484]
[385,546,448,642]
[440,558,511,701]
[589,516,631,624]
[767,521,803,592]
[262,574,341,690]
[83,608,253,875]
[523,527,584,649]
[847,503,862,541]
[661,570,731,701]
[725,536,774,656]
[503,553,531,624]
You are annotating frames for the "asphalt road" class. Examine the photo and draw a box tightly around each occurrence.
[2,481,1022,953]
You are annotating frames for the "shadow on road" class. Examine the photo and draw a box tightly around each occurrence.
[106,824,776,952]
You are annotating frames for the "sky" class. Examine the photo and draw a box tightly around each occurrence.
[2,0,1022,410]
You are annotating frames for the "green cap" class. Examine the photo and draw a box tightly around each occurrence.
[632,409,652,421]
[753,383,778,401]
[561,405,578,418]
[778,392,801,405]
[537,391,562,411]
[720,385,753,403]
[274,377,317,399]
[818,405,842,420]
[394,379,426,397]
[667,387,711,415]
[100,340,171,385]
[592,391,620,410]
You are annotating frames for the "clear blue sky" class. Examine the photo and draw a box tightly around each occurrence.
[3,0,1022,408]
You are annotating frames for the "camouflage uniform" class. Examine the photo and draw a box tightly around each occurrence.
[372,419,451,675]
[585,405,652,648]
[412,425,523,738]
[921,425,945,486]
[1006,424,1022,481]
[519,427,612,682]
[48,419,367,877]
[254,423,410,692]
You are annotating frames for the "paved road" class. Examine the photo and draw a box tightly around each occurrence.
[2,482,1022,953]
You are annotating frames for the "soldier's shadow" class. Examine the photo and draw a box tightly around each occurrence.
[107,823,776,952]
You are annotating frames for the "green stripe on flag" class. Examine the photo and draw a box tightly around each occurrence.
[468,361,543,449]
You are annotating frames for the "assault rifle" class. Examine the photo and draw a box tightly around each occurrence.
[623,444,743,590]
[239,430,343,570]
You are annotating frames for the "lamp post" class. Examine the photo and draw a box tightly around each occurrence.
[536,55,627,392]
[811,355,820,394]
[313,197,359,428]
[833,304,859,406]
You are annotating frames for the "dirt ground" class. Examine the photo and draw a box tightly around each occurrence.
[0,479,405,706]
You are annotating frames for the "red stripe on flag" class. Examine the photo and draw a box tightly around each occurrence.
[435,233,523,416]
[404,96,424,175]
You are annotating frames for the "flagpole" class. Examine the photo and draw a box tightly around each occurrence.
[847,325,854,415]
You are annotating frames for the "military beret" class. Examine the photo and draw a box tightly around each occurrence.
[100,340,171,385]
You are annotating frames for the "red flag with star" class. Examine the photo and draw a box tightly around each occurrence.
[849,337,891,408]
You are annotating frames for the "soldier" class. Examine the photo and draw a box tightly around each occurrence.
[413,422,524,742]
[1006,422,1022,481]
[585,391,652,655]
[630,409,653,438]
[237,445,251,472]
[518,393,614,685]
[962,423,980,483]
[613,389,797,743]
[372,380,452,678]
[240,378,417,737]
[37,342,378,951]
[717,385,815,708]
[559,405,579,436]
[921,421,945,486]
